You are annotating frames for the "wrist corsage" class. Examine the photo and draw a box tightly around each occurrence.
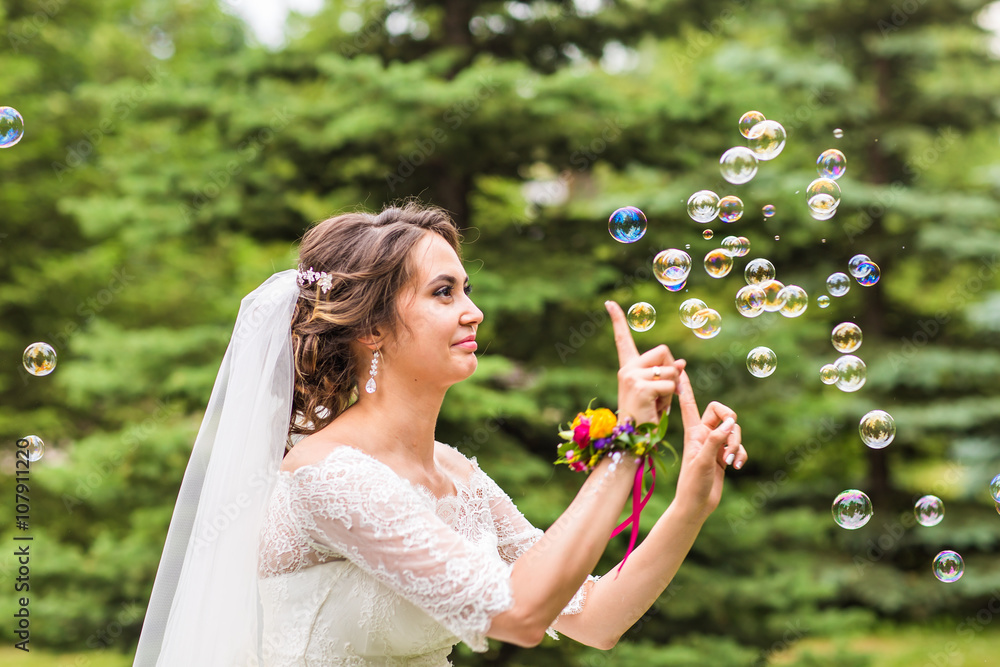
[555,402,677,575]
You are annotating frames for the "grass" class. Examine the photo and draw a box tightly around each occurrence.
[0,647,133,667]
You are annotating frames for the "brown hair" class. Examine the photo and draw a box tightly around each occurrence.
[289,202,461,438]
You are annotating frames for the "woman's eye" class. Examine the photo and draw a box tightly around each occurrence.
[435,286,453,297]
[463,283,473,296]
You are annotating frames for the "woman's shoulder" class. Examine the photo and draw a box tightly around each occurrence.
[280,436,372,476]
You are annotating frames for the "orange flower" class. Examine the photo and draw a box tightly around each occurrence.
[588,408,617,440]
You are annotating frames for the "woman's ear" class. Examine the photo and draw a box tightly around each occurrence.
[357,330,382,349]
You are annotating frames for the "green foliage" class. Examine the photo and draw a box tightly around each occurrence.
[1,0,999,664]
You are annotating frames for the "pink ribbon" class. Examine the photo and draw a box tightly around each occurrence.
[609,454,655,577]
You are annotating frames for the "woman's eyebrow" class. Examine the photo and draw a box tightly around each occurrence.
[428,273,469,286]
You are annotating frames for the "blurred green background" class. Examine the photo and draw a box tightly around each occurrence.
[2,0,1000,665]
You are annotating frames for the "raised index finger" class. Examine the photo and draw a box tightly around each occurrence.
[605,300,639,367]
[676,369,702,430]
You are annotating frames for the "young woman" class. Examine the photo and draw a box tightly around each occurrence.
[133,203,746,666]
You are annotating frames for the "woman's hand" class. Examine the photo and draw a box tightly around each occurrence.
[672,368,748,522]
[605,301,685,426]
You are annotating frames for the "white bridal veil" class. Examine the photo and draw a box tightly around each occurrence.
[132,270,299,666]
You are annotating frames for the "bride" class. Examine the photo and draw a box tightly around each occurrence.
[132,202,746,665]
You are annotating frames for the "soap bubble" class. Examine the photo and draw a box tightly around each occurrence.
[848,254,872,278]
[932,550,964,583]
[739,110,765,138]
[744,258,775,285]
[806,178,841,213]
[914,495,945,527]
[703,229,714,240]
[820,363,839,385]
[809,206,838,221]
[735,285,765,318]
[834,354,867,392]
[687,190,720,223]
[832,489,873,529]
[831,322,862,353]
[989,473,1000,502]
[762,204,776,218]
[23,342,57,376]
[663,280,687,292]
[17,435,44,462]
[609,206,647,243]
[816,149,847,180]
[692,309,722,339]
[722,235,750,257]
[704,249,734,278]
[627,302,656,332]
[774,235,780,241]
[718,195,744,223]
[826,272,851,297]
[1,107,25,148]
[653,249,692,287]
[855,262,880,286]
[859,409,895,449]
[746,120,786,160]
[734,236,751,257]
[833,128,844,138]
[779,285,808,318]
[760,279,786,312]
[720,146,759,185]
[746,346,777,378]
[679,299,708,328]
[817,295,831,308]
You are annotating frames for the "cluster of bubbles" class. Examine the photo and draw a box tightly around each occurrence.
[0,106,25,148]
[20,341,53,463]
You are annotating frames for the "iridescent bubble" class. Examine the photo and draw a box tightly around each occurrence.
[734,236,750,257]
[744,258,775,285]
[739,110,765,138]
[653,249,692,287]
[856,262,880,286]
[831,322,862,353]
[735,285,765,318]
[718,195,744,223]
[760,279,786,312]
[704,249,734,278]
[820,363,839,385]
[859,409,895,449]
[679,298,708,328]
[832,489,873,529]
[834,354,867,392]
[914,495,945,527]
[779,285,808,318]
[833,128,844,139]
[762,204,776,218]
[989,473,1000,502]
[0,107,25,148]
[746,346,777,378]
[774,235,780,241]
[817,295,831,308]
[703,229,714,240]
[722,235,751,258]
[609,206,647,243]
[692,309,722,339]
[663,280,686,292]
[816,149,847,180]
[627,302,656,332]
[809,206,837,221]
[23,342,57,376]
[747,120,786,160]
[932,550,964,583]
[826,272,851,297]
[687,190,720,223]
[806,178,841,213]
[848,254,872,278]
[17,435,44,462]
[720,146,759,185]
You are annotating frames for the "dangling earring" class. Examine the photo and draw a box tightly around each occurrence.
[365,349,379,394]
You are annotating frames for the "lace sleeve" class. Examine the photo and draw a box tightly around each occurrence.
[468,457,599,636]
[287,448,515,652]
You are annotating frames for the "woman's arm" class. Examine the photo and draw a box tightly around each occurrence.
[548,368,747,649]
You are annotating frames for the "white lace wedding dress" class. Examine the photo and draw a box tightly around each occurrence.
[257,442,596,666]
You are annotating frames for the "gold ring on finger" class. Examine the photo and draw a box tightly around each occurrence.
[652,366,661,380]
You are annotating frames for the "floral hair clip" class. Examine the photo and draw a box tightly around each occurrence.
[297,267,333,294]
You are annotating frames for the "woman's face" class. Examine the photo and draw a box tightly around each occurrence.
[380,231,483,389]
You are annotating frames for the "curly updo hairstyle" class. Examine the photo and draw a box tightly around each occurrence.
[289,202,462,438]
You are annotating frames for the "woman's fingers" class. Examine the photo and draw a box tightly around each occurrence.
[605,301,640,367]
[719,423,746,469]
[701,400,737,429]
[676,370,701,430]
